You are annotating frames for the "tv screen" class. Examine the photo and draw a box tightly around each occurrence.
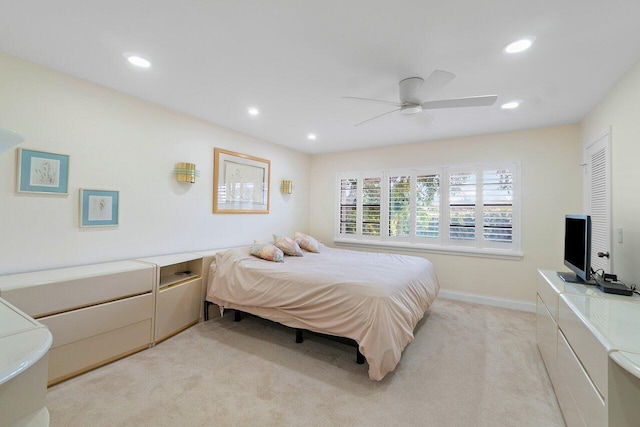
[561,214,592,283]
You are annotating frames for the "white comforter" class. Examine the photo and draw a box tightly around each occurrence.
[206,245,439,380]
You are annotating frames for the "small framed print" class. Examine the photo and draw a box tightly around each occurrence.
[17,148,70,195]
[79,189,119,227]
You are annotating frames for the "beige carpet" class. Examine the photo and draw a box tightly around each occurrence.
[46,299,564,426]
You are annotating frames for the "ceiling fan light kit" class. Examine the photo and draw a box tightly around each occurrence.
[401,105,422,115]
[344,70,497,126]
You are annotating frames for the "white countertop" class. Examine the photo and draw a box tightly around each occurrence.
[136,252,203,267]
[0,298,52,386]
[540,270,640,302]
[561,292,640,353]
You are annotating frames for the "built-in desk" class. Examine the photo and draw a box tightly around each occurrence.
[537,270,640,426]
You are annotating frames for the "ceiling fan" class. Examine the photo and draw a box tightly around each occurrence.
[343,70,497,126]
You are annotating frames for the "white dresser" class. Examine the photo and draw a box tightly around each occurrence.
[0,298,52,427]
[0,261,155,385]
[537,269,640,426]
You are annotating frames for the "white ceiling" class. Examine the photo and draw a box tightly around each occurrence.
[1,1,640,154]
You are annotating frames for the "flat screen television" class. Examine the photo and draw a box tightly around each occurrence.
[558,214,592,283]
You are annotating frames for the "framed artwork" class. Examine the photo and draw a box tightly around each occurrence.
[213,148,270,214]
[16,148,70,195]
[79,189,119,227]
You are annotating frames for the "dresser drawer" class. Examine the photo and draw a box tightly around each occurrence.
[536,295,558,385]
[39,293,153,348]
[557,330,606,427]
[155,278,202,342]
[47,319,151,385]
[538,271,561,322]
[558,296,609,400]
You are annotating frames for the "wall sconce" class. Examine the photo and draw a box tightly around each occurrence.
[280,180,293,194]
[0,128,26,154]
[173,162,199,183]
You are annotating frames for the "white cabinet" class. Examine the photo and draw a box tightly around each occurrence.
[608,351,640,425]
[137,253,203,343]
[536,270,640,427]
[0,261,155,385]
[0,298,52,427]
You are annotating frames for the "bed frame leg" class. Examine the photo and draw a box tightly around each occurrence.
[356,349,365,365]
[203,301,212,321]
[295,329,304,343]
[234,310,242,322]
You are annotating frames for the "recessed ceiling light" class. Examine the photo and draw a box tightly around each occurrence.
[307,133,317,140]
[123,53,151,68]
[504,38,535,54]
[501,101,520,110]
[247,107,259,116]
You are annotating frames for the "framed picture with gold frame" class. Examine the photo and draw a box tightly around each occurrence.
[213,148,270,214]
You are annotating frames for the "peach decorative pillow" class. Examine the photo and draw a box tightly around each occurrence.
[273,234,304,256]
[294,231,320,253]
[250,241,284,262]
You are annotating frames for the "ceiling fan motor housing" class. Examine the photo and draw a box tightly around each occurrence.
[399,77,425,104]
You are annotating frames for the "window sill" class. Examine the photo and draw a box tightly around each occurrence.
[333,238,523,260]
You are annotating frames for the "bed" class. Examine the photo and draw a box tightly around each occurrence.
[205,244,439,380]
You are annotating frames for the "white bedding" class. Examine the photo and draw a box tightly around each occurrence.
[206,245,439,380]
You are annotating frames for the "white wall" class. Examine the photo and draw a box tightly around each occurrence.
[0,52,310,275]
[309,125,581,303]
[581,59,640,285]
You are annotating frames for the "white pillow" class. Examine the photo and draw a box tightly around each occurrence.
[273,235,304,256]
[294,231,320,253]
[250,241,284,262]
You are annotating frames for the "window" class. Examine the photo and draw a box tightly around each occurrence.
[336,163,520,257]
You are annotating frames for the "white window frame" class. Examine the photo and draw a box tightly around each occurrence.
[334,162,522,259]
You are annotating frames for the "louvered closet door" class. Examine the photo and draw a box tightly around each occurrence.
[585,132,611,274]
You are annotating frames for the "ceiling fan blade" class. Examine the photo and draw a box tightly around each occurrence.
[422,95,498,110]
[421,70,456,99]
[354,108,402,127]
[342,96,402,107]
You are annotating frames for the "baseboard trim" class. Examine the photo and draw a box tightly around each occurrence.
[438,289,535,313]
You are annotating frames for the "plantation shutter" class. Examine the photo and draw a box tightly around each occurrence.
[416,174,440,239]
[449,171,476,241]
[482,169,513,243]
[389,175,411,237]
[362,177,381,236]
[339,178,358,235]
